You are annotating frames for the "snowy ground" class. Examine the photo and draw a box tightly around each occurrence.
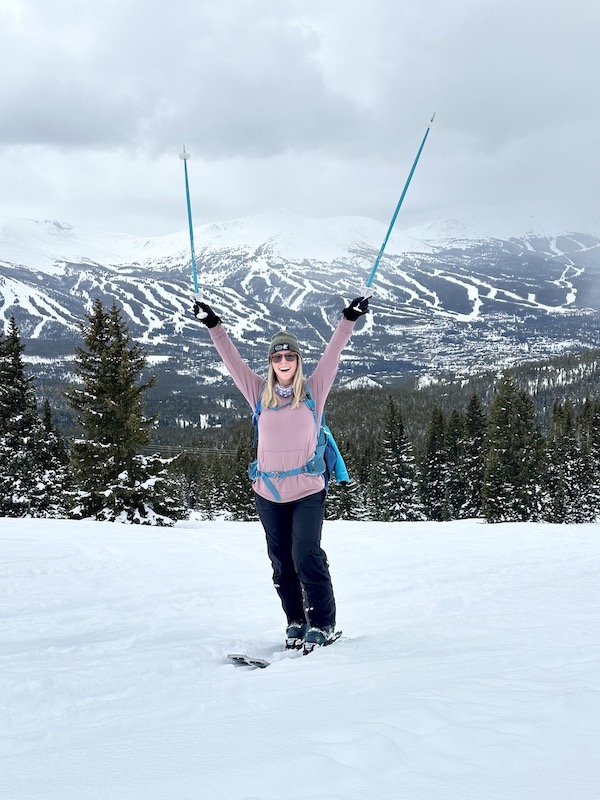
[1,516,599,800]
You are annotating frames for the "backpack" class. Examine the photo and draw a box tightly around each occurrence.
[248,386,349,502]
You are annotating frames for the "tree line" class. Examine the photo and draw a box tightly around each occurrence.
[2,300,600,525]
[0,303,187,524]
[179,377,600,524]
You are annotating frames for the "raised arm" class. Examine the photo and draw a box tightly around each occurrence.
[308,296,369,420]
[194,301,264,410]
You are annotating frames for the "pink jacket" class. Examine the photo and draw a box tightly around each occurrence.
[208,318,356,502]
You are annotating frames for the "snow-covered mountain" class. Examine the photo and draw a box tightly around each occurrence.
[1,211,600,390]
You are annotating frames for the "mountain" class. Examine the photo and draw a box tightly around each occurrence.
[2,211,600,405]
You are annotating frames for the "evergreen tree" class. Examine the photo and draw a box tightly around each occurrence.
[183,452,220,520]
[366,435,385,521]
[38,398,71,516]
[354,439,380,521]
[225,433,257,520]
[482,376,545,522]
[326,443,365,521]
[378,396,424,521]
[0,318,69,517]
[543,402,583,522]
[176,451,202,510]
[420,406,449,521]
[462,393,487,518]
[0,317,37,435]
[207,453,230,519]
[65,299,187,525]
[445,408,467,519]
[577,399,600,521]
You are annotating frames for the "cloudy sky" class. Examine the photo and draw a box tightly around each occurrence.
[1,0,598,237]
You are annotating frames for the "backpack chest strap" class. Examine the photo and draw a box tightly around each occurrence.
[249,449,327,502]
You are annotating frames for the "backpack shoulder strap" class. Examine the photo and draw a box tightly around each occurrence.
[303,383,321,429]
[251,382,267,447]
[252,397,262,427]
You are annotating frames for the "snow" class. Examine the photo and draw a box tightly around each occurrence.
[0,210,433,274]
[340,375,382,390]
[201,210,434,262]
[0,217,191,273]
[1,210,553,276]
[1,516,599,800]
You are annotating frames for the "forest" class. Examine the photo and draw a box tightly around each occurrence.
[3,300,600,526]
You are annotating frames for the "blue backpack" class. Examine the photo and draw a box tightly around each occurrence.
[248,386,349,501]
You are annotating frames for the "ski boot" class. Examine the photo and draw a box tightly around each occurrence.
[303,625,341,655]
[285,620,308,650]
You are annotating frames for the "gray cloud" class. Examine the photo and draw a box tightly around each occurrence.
[0,0,598,236]
[1,0,364,154]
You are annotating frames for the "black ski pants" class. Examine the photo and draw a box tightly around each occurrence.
[254,489,336,630]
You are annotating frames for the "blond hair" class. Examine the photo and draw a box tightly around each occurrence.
[261,354,306,410]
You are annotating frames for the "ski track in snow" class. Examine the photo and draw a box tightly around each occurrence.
[1,517,600,800]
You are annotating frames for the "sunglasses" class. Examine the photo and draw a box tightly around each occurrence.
[270,352,298,363]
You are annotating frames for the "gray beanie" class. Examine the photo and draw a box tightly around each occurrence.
[268,330,301,357]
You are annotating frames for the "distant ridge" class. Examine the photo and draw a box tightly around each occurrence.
[1,209,584,273]
[2,210,600,399]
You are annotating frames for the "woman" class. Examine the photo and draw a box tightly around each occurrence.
[194,296,369,652]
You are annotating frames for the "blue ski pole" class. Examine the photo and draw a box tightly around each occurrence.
[362,113,436,297]
[179,146,200,296]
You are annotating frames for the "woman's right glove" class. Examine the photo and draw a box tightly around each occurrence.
[342,296,369,321]
[193,300,221,328]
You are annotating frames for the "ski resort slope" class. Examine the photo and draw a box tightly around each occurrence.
[1,516,599,800]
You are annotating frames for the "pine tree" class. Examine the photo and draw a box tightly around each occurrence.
[366,435,385,521]
[354,438,380,521]
[577,399,600,521]
[543,402,583,522]
[445,408,467,520]
[176,451,201,509]
[206,453,229,520]
[462,393,487,518]
[482,376,545,522]
[0,318,69,517]
[0,317,37,433]
[38,398,71,516]
[420,406,449,521]
[225,433,257,520]
[65,299,187,525]
[326,443,365,520]
[183,452,215,519]
[378,396,424,521]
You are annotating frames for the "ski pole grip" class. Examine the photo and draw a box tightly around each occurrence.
[192,294,208,319]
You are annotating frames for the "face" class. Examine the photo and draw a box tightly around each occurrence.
[270,351,299,386]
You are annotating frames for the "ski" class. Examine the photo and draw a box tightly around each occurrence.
[228,631,342,668]
[227,653,271,669]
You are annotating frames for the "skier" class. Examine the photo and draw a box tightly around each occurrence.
[194,296,369,651]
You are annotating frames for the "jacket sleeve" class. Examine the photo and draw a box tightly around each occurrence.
[307,317,356,421]
[207,323,265,410]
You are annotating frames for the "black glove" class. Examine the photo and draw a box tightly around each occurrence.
[193,300,221,328]
[343,296,369,321]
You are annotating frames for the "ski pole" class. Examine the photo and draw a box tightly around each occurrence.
[362,113,436,297]
[179,146,199,296]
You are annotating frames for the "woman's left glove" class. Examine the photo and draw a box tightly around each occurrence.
[193,300,221,328]
[342,296,369,321]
